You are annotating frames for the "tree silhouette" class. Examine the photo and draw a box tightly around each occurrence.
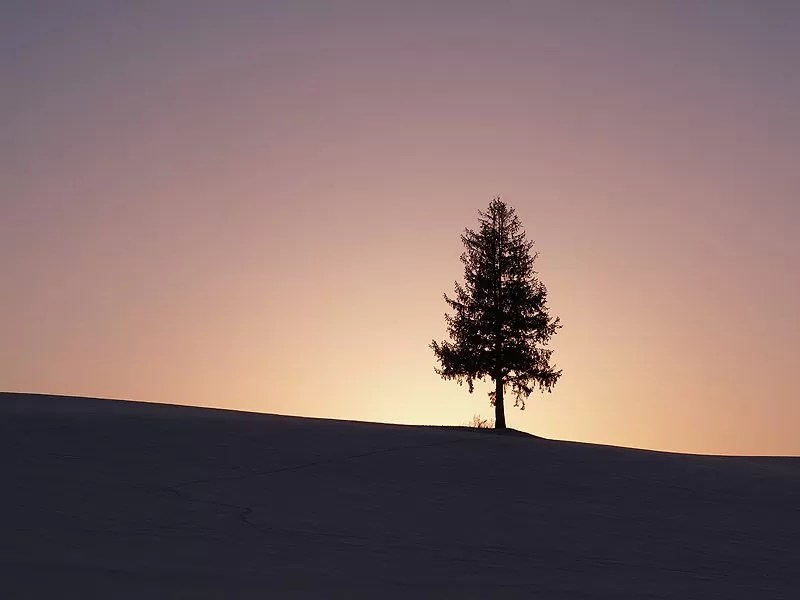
[431,198,562,429]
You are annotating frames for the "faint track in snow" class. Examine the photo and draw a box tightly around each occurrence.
[162,433,490,536]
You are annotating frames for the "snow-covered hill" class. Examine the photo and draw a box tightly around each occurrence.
[2,392,798,598]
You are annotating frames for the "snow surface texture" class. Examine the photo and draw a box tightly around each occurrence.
[2,392,799,599]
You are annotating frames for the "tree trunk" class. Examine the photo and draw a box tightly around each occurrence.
[494,215,506,430]
[494,375,506,429]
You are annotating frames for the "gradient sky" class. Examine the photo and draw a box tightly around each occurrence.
[3,1,798,455]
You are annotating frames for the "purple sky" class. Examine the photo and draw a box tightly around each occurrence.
[2,1,799,454]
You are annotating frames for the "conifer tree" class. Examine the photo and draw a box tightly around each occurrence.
[431,198,562,429]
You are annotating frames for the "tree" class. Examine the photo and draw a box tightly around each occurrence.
[431,198,562,429]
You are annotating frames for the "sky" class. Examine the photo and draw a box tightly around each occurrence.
[2,1,798,455]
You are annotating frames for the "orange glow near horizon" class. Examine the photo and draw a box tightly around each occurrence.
[2,2,799,456]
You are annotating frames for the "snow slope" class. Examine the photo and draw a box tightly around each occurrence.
[2,392,798,598]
